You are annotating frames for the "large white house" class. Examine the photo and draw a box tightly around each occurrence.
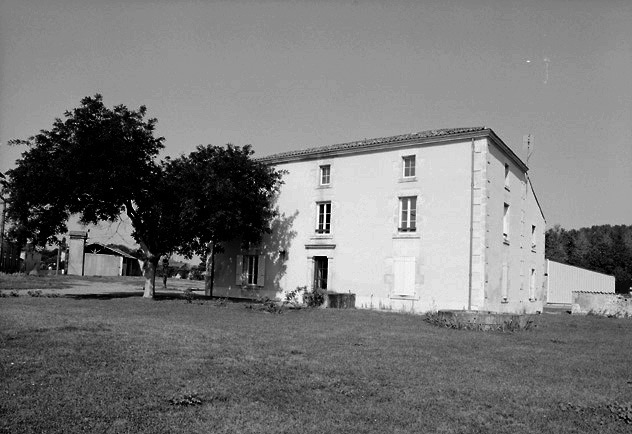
[212,127,546,314]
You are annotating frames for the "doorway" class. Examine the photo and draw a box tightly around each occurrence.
[313,256,328,291]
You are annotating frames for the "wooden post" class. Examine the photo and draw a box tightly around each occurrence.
[205,241,215,297]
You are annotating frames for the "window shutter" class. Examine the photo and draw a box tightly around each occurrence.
[501,263,508,300]
[235,255,243,285]
[393,257,415,296]
[257,254,266,287]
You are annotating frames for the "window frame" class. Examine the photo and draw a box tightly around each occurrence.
[398,196,417,232]
[402,155,416,178]
[316,201,332,234]
[319,164,331,186]
[313,256,328,291]
[236,254,265,287]
[245,255,258,285]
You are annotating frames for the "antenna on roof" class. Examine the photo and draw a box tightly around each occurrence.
[523,134,534,165]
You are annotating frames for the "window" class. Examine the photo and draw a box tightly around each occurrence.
[316,202,331,234]
[504,163,510,190]
[235,254,265,287]
[531,225,537,250]
[319,165,331,186]
[399,196,417,232]
[313,256,328,290]
[503,203,510,241]
[402,155,416,178]
[529,268,536,300]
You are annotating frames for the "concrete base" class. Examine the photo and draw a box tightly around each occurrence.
[326,292,356,309]
[435,310,538,331]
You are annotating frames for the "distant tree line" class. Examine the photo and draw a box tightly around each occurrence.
[545,224,632,291]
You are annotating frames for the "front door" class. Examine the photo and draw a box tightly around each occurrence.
[313,256,328,291]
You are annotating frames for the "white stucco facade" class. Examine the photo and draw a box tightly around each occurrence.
[212,127,546,314]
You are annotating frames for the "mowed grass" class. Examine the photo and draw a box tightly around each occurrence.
[1,296,631,433]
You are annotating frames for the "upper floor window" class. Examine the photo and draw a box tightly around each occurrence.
[503,203,510,241]
[316,202,331,234]
[531,225,537,250]
[320,165,331,186]
[402,155,416,178]
[399,196,417,232]
[504,163,510,190]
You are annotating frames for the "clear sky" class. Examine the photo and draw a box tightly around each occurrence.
[1,0,631,246]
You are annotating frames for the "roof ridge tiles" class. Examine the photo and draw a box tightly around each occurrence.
[257,126,487,162]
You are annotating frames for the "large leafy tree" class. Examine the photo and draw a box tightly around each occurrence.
[3,94,179,297]
[164,144,283,296]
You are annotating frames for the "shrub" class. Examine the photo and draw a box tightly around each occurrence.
[182,288,195,304]
[303,287,326,308]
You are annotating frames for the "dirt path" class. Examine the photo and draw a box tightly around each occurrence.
[0,275,206,296]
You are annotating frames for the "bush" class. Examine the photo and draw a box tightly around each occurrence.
[303,287,326,307]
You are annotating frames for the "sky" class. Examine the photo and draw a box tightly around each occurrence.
[1,0,631,248]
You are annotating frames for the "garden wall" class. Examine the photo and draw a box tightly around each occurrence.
[571,291,632,317]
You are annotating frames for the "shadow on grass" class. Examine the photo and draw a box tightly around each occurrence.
[63,292,221,301]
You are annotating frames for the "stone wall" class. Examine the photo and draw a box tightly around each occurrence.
[571,291,632,317]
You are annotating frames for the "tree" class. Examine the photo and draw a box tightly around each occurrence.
[3,94,179,297]
[164,144,283,296]
[545,224,568,263]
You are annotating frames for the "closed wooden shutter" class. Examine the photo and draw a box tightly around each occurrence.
[257,255,266,287]
[502,263,508,300]
[393,257,415,296]
[235,255,243,285]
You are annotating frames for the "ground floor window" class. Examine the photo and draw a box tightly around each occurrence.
[313,256,328,290]
[529,268,536,300]
[236,254,265,287]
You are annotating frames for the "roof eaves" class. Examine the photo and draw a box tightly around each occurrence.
[257,127,489,164]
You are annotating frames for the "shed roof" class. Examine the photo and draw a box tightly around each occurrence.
[85,242,137,259]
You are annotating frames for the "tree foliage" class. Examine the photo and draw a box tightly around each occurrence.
[165,144,283,257]
[545,224,632,292]
[164,144,284,295]
[2,94,282,298]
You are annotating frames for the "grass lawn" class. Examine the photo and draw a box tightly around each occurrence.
[1,295,631,433]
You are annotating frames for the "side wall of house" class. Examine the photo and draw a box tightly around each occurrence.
[213,139,474,312]
[484,141,545,313]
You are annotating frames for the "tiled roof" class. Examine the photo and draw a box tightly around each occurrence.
[258,126,487,162]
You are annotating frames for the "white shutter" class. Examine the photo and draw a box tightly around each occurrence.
[257,254,266,287]
[501,263,508,300]
[235,255,243,285]
[393,257,415,296]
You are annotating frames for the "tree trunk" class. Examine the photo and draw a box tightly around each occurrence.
[205,241,215,297]
[142,255,160,299]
